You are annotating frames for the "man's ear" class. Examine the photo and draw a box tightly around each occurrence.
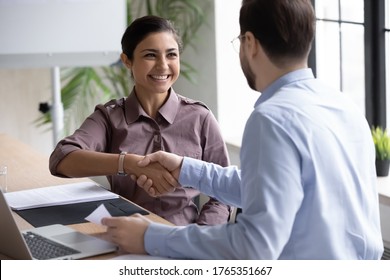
[120,53,132,69]
[243,31,259,58]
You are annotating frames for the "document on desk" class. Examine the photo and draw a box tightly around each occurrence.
[4,181,118,210]
[85,204,112,225]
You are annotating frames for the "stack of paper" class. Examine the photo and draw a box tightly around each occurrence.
[4,181,118,210]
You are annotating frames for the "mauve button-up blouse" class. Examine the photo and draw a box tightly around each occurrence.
[49,88,231,226]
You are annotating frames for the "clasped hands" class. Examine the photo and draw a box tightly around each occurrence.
[129,151,183,197]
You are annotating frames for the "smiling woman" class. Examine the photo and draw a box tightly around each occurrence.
[120,17,181,118]
[48,15,232,227]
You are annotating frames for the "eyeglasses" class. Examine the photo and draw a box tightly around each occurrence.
[231,35,245,53]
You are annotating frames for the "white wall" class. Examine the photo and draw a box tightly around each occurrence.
[0,0,126,155]
[214,0,259,147]
[0,0,126,68]
[174,1,218,116]
[0,68,53,155]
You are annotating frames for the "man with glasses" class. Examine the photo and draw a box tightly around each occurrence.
[102,0,384,259]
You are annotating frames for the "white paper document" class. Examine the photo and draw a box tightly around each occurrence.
[85,204,112,225]
[4,181,118,210]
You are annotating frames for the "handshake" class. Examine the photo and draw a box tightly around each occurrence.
[129,151,183,197]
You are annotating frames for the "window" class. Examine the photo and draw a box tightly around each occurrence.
[216,0,390,148]
[314,0,390,129]
[314,0,365,113]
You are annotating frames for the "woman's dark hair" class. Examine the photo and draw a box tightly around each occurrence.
[239,0,315,65]
[121,15,183,60]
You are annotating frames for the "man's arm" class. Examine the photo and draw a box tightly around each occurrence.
[136,151,242,208]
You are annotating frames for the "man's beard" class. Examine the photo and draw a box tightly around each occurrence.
[240,55,256,91]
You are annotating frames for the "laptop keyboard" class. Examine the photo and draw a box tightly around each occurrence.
[23,231,80,260]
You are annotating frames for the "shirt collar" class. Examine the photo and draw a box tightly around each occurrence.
[124,87,179,124]
[255,68,314,107]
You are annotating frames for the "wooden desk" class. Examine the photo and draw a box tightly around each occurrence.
[0,133,171,259]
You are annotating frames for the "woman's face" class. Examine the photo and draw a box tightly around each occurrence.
[124,31,180,96]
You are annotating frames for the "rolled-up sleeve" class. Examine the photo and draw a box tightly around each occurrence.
[49,106,110,176]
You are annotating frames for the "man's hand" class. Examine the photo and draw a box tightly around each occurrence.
[101,214,151,255]
[126,154,179,196]
[133,151,184,196]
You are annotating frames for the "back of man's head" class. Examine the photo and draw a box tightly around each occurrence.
[239,0,315,66]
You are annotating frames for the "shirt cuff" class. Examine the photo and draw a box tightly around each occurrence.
[144,223,175,257]
[179,156,204,188]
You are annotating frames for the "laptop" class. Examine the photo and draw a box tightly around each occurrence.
[0,190,117,260]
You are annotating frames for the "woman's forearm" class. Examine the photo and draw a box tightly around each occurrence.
[56,150,123,177]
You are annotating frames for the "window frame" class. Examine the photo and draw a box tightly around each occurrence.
[309,0,388,128]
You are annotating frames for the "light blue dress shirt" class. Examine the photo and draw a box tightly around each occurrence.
[144,68,384,259]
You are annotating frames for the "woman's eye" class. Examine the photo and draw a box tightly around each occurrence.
[145,53,156,58]
[168,52,178,58]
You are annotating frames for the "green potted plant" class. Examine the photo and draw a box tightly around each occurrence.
[371,126,390,176]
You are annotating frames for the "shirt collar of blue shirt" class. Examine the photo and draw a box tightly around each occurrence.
[255,68,314,107]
